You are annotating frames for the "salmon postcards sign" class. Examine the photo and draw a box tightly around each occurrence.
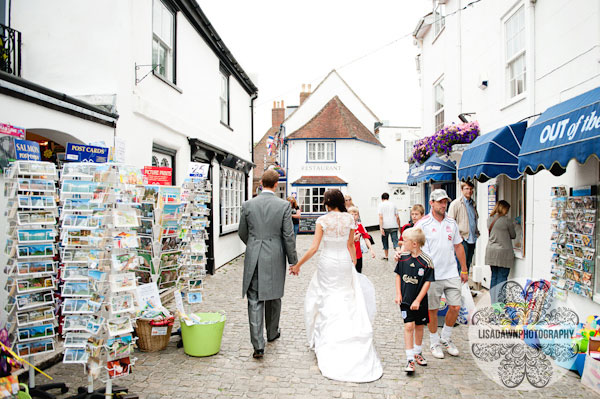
[143,166,172,185]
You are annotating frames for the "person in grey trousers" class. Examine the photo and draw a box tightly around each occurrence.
[239,169,298,359]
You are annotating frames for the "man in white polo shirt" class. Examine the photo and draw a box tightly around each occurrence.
[414,189,468,359]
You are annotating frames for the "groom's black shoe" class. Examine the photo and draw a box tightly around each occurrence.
[252,349,264,359]
[267,330,281,342]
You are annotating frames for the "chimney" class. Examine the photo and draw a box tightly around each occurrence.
[272,100,285,128]
[300,83,312,105]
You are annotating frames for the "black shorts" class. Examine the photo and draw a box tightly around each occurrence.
[400,304,429,325]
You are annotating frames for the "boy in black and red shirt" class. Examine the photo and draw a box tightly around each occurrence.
[394,227,435,374]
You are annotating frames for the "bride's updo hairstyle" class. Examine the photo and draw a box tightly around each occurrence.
[323,189,347,213]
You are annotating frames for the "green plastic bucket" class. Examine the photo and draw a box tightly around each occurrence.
[180,312,226,357]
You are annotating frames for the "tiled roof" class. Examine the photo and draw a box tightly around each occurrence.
[286,96,383,146]
[292,176,347,185]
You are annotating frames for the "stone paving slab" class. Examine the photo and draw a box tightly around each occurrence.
[35,233,597,398]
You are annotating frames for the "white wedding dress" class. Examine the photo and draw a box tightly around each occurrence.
[305,212,383,382]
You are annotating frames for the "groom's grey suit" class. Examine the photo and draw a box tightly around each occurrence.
[238,190,298,351]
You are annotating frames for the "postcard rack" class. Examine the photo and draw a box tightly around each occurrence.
[1,161,68,397]
[550,185,597,300]
[176,177,211,306]
[58,163,143,399]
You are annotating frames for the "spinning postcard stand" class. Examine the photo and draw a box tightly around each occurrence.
[58,163,142,399]
[0,161,68,398]
[550,185,597,300]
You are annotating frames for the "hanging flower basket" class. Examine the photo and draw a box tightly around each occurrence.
[409,122,480,164]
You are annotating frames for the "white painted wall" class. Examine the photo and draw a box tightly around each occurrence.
[10,0,254,268]
[415,0,600,318]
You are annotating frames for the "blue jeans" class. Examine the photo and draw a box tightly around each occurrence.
[490,266,510,304]
[457,241,476,274]
[381,228,398,251]
[293,224,299,236]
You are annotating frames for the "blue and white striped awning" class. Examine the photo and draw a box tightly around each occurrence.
[458,121,527,182]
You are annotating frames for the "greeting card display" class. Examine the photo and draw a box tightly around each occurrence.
[0,161,59,367]
[550,186,597,299]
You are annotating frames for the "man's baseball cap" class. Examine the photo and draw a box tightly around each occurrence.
[430,189,451,202]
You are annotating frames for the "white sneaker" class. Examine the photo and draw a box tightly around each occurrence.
[430,343,444,359]
[440,338,459,356]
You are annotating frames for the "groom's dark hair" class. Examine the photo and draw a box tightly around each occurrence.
[323,189,347,212]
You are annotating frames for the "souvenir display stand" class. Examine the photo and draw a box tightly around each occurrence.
[176,177,210,306]
[1,161,68,398]
[58,163,142,399]
[550,186,597,300]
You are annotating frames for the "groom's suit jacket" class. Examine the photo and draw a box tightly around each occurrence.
[239,191,298,301]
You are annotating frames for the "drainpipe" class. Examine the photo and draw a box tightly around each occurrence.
[527,0,536,279]
[250,93,257,162]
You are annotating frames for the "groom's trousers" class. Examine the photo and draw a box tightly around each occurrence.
[247,268,281,350]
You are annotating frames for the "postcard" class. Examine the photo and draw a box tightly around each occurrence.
[16,261,55,276]
[138,203,154,218]
[158,186,181,206]
[62,281,91,297]
[107,356,131,379]
[112,252,139,272]
[106,334,134,359]
[113,232,139,249]
[60,180,99,195]
[158,270,178,288]
[64,333,91,348]
[86,316,105,335]
[141,185,159,203]
[18,195,55,209]
[137,253,153,273]
[16,276,54,294]
[161,236,181,253]
[110,294,135,315]
[188,279,203,291]
[113,209,139,228]
[110,273,137,292]
[138,236,153,253]
[14,161,57,177]
[187,291,202,304]
[16,291,54,310]
[63,348,89,364]
[17,178,55,192]
[88,270,107,283]
[16,307,54,327]
[87,336,104,358]
[107,317,133,337]
[63,267,89,281]
[88,293,105,313]
[17,323,54,342]
[137,219,154,235]
[16,338,55,357]
[17,229,55,243]
[62,299,92,314]
[17,211,56,226]
[63,315,91,332]
[134,270,152,285]
[159,251,180,270]
[17,244,54,259]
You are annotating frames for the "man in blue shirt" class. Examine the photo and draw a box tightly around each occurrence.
[448,181,479,274]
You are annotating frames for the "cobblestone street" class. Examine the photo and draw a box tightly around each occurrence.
[39,233,595,398]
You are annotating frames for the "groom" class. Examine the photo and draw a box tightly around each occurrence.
[238,169,298,359]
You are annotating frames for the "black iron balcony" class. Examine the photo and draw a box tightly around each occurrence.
[0,24,21,77]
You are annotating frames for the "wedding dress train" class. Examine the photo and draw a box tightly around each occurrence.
[304,212,383,382]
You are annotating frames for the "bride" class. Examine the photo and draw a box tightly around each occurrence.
[290,189,383,382]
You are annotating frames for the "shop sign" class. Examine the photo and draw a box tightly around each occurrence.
[65,143,109,163]
[143,166,172,185]
[0,123,25,138]
[188,162,209,178]
[14,139,41,161]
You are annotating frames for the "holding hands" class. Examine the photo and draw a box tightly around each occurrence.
[289,264,300,275]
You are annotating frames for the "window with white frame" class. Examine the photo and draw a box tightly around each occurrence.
[505,5,526,99]
[434,79,444,132]
[298,187,331,213]
[404,140,415,162]
[152,0,175,82]
[307,141,335,162]
[220,167,245,233]
[433,0,446,37]
[220,69,230,125]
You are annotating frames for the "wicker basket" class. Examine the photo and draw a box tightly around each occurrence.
[135,319,173,352]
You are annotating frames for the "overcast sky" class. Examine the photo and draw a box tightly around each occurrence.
[197,0,431,141]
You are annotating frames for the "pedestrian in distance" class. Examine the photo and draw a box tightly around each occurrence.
[448,181,479,275]
[485,200,516,303]
[394,227,434,374]
[405,189,468,360]
[287,196,301,237]
[238,169,298,359]
[378,193,401,260]
[348,206,375,273]
[344,195,355,208]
